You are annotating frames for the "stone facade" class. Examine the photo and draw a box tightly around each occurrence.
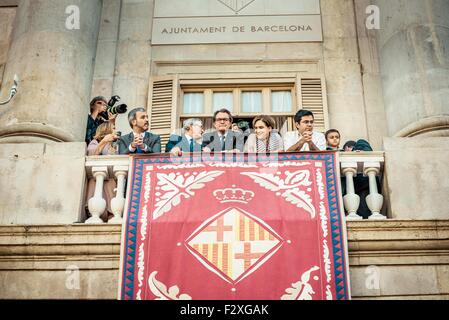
[0,0,448,300]
[1,221,449,299]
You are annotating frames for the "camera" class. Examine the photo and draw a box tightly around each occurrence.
[107,95,128,115]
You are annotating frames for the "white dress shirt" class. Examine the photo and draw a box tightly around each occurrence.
[283,130,326,151]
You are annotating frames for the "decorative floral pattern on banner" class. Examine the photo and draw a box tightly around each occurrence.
[119,153,350,300]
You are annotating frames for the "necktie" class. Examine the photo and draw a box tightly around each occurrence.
[189,139,194,153]
[220,136,226,151]
[136,134,144,153]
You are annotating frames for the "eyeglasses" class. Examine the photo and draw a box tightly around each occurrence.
[215,118,231,123]
[96,101,107,106]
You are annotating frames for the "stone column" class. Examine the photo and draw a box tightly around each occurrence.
[112,0,154,133]
[375,0,449,137]
[0,0,103,143]
[320,0,370,144]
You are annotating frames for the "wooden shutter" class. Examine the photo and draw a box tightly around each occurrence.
[148,76,179,149]
[297,76,329,133]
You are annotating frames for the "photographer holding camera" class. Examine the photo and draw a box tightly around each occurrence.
[85,95,128,145]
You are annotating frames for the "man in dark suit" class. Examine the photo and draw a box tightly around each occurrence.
[165,118,204,156]
[118,107,161,154]
[202,108,244,152]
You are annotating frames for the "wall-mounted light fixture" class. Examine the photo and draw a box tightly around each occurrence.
[0,75,19,105]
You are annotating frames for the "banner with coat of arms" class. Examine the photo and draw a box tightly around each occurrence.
[119,152,350,300]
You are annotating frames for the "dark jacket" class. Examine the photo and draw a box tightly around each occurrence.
[201,131,244,152]
[353,139,373,151]
[85,115,105,145]
[118,131,161,155]
[165,134,203,153]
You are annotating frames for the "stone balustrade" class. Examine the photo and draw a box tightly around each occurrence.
[85,155,129,224]
[340,151,386,221]
[84,152,386,224]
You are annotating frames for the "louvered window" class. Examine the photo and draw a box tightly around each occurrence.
[147,75,328,148]
[300,77,327,133]
[148,76,178,147]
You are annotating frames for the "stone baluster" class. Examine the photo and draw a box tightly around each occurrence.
[86,167,108,224]
[109,166,129,224]
[341,162,362,220]
[363,162,386,220]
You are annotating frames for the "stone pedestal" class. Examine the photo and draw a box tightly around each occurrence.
[0,0,102,143]
[375,0,449,137]
[383,137,449,220]
[0,143,87,225]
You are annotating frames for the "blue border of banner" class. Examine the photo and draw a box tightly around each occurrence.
[120,152,348,300]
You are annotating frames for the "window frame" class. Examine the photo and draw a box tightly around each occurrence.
[180,84,297,118]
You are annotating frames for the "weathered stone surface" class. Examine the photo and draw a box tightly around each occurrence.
[375,0,449,137]
[1,221,449,299]
[383,138,449,220]
[0,0,102,143]
[321,0,369,144]
[91,0,121,102]
[0,143,87,225]
[112,0,154,133]
[0,7,16,89]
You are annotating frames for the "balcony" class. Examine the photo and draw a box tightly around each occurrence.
[84,152,387,224]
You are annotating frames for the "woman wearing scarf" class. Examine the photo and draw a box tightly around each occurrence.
[244,115,284,153]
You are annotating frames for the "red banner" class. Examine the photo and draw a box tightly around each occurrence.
[119,153,350,300]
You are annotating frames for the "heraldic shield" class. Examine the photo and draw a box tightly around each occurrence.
[119,152,351,300]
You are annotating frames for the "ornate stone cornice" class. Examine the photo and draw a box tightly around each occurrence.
[347,220,449,266]
[1,221,448,269]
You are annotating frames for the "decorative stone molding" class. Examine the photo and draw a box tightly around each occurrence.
[1,221,449,299]
[394,116,449,138]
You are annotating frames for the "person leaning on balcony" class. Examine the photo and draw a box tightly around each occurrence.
[343,140,356,152]
[117,108,161,155]
[165,118,204,156]
[85,122,118,222]
[202,108,244,152]
[284,109,326,152]
[244,115,284,153]
[343,139,373,152]
[86,122,119,156]
[85,96,116,145]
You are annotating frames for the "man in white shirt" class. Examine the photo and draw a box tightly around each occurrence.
[118,108,161,154]
[284,110,326,152]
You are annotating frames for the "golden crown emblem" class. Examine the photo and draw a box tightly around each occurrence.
[213,186,255,204]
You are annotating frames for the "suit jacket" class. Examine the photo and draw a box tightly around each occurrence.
[201,131,244,152]
[165,134,203,153]
[118,131,161,155]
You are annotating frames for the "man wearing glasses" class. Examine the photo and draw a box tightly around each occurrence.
[202,108,244,153]
[85,96,116,145]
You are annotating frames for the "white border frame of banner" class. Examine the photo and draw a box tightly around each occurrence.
[334,151,352,300]
[116,152,353,300]
[117,156,135,300]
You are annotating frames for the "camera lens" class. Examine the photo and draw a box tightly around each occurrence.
[108,104,128,115]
